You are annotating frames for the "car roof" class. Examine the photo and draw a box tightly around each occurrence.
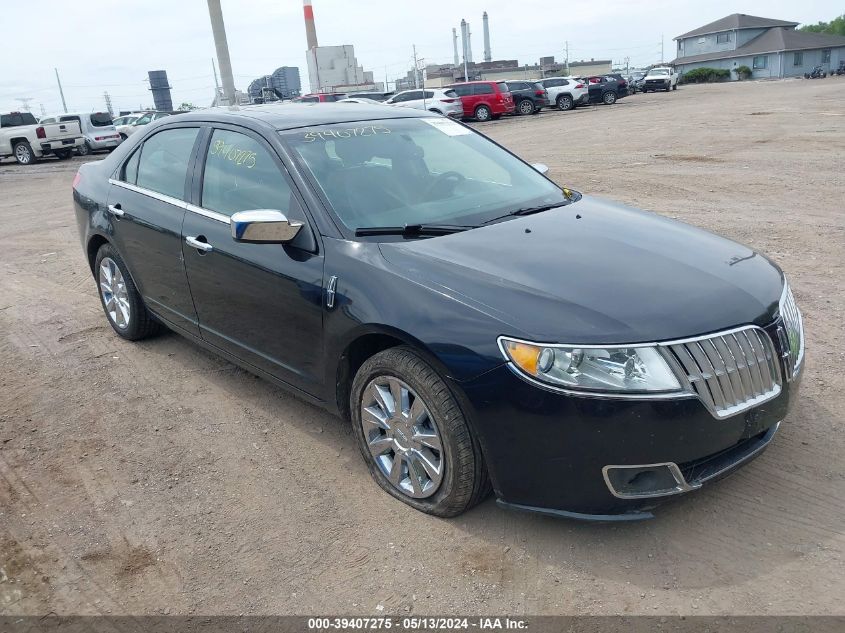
[171,102,431,131]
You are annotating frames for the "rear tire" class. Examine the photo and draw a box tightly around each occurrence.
[603,91,617,105]
[76,141,92,156]
[13,141,37,165]
[350,346,490,517]
[556,94,574,111]
[474,105,492,122]
[517,99,535,115]
[94,243,162,341]
[672,84,677,90]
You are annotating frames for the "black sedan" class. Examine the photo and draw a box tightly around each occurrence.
[73,104,804,520]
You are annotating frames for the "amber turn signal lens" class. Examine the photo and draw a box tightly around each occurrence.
[502,340,542,375]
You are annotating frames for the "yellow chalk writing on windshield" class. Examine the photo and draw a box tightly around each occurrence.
[210,139,257,168]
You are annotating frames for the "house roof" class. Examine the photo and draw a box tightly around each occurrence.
[672,27,845,65]
[675,14,799,40]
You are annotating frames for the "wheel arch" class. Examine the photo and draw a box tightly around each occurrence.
[333,325,457,420]
[86,233,111,274]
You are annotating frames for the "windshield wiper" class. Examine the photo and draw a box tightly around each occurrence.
[482,202,569,225]
[354,223,476,237]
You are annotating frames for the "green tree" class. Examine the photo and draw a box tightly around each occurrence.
[178,102,197,111]
[799,15,845,36]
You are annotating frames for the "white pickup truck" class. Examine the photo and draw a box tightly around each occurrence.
[0,111,84,164]
[642,67,678,92]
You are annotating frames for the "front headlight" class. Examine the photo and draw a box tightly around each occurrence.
[499,337,682,393]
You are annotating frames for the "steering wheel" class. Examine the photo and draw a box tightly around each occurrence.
[424,171,465,199]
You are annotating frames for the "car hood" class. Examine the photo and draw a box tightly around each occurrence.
[378,196,784,344]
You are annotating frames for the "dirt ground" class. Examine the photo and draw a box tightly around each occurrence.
[1,78,843,616]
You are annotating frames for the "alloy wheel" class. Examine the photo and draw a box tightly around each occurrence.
[475,106,491,122]
[15,144,32,164]
[519,100,534,115]
[99,257,131,329]
[360,376,445,499]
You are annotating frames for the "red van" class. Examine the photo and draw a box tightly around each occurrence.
[444,81,515,121]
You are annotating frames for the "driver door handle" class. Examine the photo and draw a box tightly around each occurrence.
[185,236,213,253]
[107,204,124,218]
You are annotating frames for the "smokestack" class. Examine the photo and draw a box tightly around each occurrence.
[467,22,473,63]
[460,19,468,65]
[483,11,492,62]
[303,0,318,49]
[452,28,459,66]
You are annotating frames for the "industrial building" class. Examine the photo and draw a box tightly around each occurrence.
[302,0,382,94]
[396,12,611,91]
[247,66,302,102]
[672,13,845,79]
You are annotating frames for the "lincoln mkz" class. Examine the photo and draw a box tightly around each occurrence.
[73,104,804,520]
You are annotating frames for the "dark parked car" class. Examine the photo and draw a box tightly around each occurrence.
[73,103,804,520]
[503,81,550,115]
[606,73,630,96]
[628,71,647,93]
[444,80,516,121]
[580,76,626,104]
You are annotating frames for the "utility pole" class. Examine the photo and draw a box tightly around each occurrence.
[39,103,46,118]
[103,91,113,116]
[211,57,221,103]
[54,68,68,113]
[661,34,664,63]
[206,0,236,106]
[625,56,630,75]
[565,41,570,76]
[412,44,419,88]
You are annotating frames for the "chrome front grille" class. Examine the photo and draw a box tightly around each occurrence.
[778,283,804,380]
[666,326,781,419]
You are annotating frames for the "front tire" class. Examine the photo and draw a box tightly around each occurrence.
[474,105,492,122]
[351,347,490,517]
[13,141,37,165]
[94,244,161,341]
[672,83,677,90]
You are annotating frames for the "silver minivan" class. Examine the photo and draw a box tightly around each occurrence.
[40,112,122,155]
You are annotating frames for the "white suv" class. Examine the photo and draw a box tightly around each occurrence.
[536,77,589,111]
[385,89,464,118]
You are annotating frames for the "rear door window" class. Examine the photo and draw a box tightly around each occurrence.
[201,128,293,216]
[451,85,472,97]
[473,84,494,95]
[136,127,200,200]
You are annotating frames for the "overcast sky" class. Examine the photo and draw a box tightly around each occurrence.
[1,0,840,115]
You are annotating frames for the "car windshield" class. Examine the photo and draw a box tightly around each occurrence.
[651,69,669,76]
[282,118,569,232]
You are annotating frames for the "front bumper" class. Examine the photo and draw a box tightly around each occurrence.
[456,326,801,520]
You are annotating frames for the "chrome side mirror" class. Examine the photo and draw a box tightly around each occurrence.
[532,163,550,175]
[230,209,303,244]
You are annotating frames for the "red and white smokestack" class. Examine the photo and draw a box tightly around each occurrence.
[304,0,318,50]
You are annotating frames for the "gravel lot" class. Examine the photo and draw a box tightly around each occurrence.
[1,79,843,616]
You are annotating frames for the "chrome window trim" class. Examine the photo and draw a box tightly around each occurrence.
[109,178,187,210]
[497,324,783,415]
[108,178,230,224]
